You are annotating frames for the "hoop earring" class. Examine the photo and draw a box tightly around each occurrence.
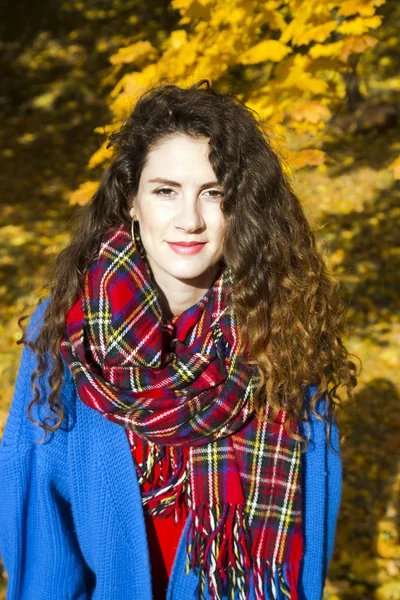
[131,216,146,259]
[130,214,136,241]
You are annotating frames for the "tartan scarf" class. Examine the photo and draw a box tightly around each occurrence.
[60,222,304,600]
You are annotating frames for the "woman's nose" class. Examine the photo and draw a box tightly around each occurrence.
[174,198,204,231]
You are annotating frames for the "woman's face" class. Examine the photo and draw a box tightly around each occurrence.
[130,133,226,294]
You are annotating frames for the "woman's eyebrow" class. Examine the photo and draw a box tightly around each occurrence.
[148,177,221,188]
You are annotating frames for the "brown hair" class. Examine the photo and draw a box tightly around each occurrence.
[17,79,359,452]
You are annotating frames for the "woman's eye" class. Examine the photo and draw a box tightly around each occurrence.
[155,187,174,196]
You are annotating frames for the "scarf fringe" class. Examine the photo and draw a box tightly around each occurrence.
[131,437,189,521]
[184,503,301,600]
[131,437,302,599]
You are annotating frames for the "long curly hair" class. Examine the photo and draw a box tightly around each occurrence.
[17,79,359,452]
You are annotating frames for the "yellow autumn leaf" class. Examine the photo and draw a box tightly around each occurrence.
[337,0,383,18]
[110,92,139,121]
[308,55,344,72]
[87,141,115,169]
[388,155,400,179]
[273,54,329,94]
[287,70,328,94]
[286,148,327,170]
[377,536,400,559]
[243,97,273,121]
[110,73,134,100]
[328,249,346,267]
[93,123,119,135]
[17,132,37,144]
[294,21,338,46]
[0,225,33,247]
[171,0,212,20]
[288,120,320,135]
[338,15,382,36]
[279,20,298,45]
[171,0,194,11]
[260,8,286,33]
[109,41,157,65]
[69,181,99,206]
[169,29,188,51]
[290,101,331,124]
[226,7,247,25]
[340,34,378,61]
[238,39,292,64]
[309,40,345,60]
[109,65,158,118]
[376,582,400,600]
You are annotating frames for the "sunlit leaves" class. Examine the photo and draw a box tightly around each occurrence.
[109,40,158,65]
[285,148,327,170]
[69,181,99,205]
[87,141,115,169]
[309,34,379,62]
[171,0,214,23]
[337,15,382,35]
[293,21,338,46]
[238,40,292,64]
[290,101,332,125]
[337,0,386,18]
[82,0,388,177]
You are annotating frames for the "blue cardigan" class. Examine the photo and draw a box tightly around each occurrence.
[0,297,342,599]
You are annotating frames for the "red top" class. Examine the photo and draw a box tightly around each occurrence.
[132,434,189,600]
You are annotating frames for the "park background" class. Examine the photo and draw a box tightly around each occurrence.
[0,0,399,598]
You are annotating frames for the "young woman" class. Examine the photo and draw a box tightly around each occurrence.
[0,80,357,600]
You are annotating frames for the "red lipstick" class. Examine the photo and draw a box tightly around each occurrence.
[166,241,207,255]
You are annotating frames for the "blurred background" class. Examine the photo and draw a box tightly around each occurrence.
[0,0,399,598]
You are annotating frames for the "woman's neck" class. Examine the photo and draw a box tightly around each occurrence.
[152,263,222,320]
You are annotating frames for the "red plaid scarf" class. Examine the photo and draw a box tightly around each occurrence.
[60,222,304,600]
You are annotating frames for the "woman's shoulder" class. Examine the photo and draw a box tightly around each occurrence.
[301,384,341,458]
[1,295,77,451]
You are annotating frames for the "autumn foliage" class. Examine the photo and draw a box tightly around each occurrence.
[70,0,399,206]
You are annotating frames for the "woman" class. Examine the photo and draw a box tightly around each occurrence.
[0,80,357,600]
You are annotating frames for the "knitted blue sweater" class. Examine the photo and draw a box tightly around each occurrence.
[0,298,342,599]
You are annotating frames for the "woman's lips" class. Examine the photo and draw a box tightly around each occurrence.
[166,242,207,255]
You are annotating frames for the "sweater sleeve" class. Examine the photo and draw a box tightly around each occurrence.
[0,298,94,600]
[324,411,342,571]
[297,386,343,600]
